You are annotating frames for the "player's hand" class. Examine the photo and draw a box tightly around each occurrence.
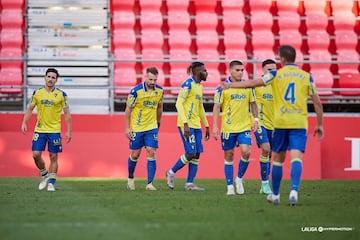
[21,123,27,134]
[212,126,219,140]
[261,69,277,82]
[252,121,259,133]
[183,123,190,139]
[220,82,231,90]
[313,125,324,141]
[66,131,72,143]
[205,127,210,141]
[126,128,133,140]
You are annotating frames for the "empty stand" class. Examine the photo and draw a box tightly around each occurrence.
[311,69,334,95]
[0,68,23,94]
[338,72,360,95]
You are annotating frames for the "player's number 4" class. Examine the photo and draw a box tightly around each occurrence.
[284,82,296,105]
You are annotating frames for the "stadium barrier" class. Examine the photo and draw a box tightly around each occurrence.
[1,113,359,180]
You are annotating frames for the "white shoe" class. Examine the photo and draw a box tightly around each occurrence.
[38,175,49,190]
[235,177,244,195]
[267,194,280,205]
[145,183,157,191]
[47,183,55,192]
[166,170,174,189]
[226,185,235,195]
[127,178,135,190]
[289,190,298,206]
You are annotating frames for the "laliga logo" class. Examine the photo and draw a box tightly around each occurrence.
[344,137,360,171]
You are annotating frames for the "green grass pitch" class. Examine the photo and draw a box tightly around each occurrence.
[0,178,359,240]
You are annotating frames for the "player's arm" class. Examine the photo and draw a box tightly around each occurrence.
[157,99,163,128]
[175,92,188,126]
[21,104,35,134]
[63,106,72,143]
[212,103,221,140]
[124,105,133,140]
[310,93,324,141]
[199,99,210,140]
[250,101,259,132]
[221,70,276,89]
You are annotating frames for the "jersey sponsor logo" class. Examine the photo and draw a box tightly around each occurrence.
[262,93,273,99]
[143,100,156,107]
[40,99,55,106]
[280,106,303,114]
[230,93,246,100]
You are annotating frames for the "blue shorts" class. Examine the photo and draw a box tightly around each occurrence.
[272,128,308,153]
[178,127,204,154]
[129,128,159,150]
[32,132,62,153]
[254,126,273,148]
[221,130,252,151]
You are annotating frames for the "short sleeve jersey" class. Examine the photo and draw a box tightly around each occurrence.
[176,77,205,129]
[214,77,256,133]
[262,64,317,129]
[126,82,163,132]
[30,87,69,133]
[254,84,274,130]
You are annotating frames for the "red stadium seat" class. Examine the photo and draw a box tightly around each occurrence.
[194,1,217,12]
[114,66,137,95]
[251,31,274,50]
[336,50,359,74]
[224,30,247,57]
[0,67,23,94]
[0,0,24,9]
[112,10,135,29]
[0,29,24,49]
[311,69,334,95]
[141,30,163,49]
[168,30,192,52]
[278,31,302,50]
[0,9,24,29]
[167,10,190,30]
[166,0,188,11]
[112,29,136,49]
[338,72,360,95]
[307,31,329,50]
[139,0,162,11]
[249,12,273,31]
[305,13,328,32]
[335,30,358,50]
[169,67,190,94]
[140,10,163,30]
[111,0,135,12]
[0,47,23,69]
[203,69,221,95]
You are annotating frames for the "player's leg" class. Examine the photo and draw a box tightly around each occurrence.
[221,132,236,195]
[32,133,49,190]
[235,131,252,194]
[267,128,288,204]
[166,127,194,189]
[185,129,205,191]
[255,126,272,194]
[127,131,143,190]
[144,129,158,190]
[46,133,62,191]
[288,129,307,206]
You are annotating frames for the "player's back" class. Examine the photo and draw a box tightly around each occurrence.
[271,64,317,129]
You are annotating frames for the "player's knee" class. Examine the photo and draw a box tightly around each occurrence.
[49,153,58,162]
[241,150,251,159]
[146,147,156,158]
[186,153,196,160]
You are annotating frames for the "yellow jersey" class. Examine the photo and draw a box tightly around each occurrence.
[214,78,256,133]
[176,77,209,129]
[262,64,317,129]
[30,87,69,133]
[126,82,163,132]
[254,84,274,130]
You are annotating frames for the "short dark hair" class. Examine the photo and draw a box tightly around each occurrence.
[279,45,296,63]
[262,59,276,68]
[146,67,159,75]
[187,61,205,75]
[229,60,243,68]
[46,68,59,78]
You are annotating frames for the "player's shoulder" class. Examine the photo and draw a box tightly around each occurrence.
[181,77,193,88]
[155,84,163,90]
[54,87,68,97]
[130,83,143,94]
